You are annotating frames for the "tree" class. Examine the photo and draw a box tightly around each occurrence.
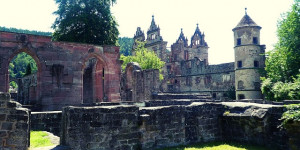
[120,41,165,79]
[117,37,134,56]
[9,52,37,78]
[261,0,300,101]
[265,0,300,82]
[52,0,119,45]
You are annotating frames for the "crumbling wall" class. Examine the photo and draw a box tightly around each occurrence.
[163,57,235,100]
[61,102,292,150]
[15,73,37,105]
[121,62,159,102]
[0,92,30,150]
[0,31,122,111]
[31,111,62,136]
[221,102,288,149]
[61,105,140,150]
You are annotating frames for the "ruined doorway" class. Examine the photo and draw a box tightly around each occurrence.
[8,52,39,105]
[83,57,105,103]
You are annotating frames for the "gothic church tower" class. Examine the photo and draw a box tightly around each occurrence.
[233,10,265,100]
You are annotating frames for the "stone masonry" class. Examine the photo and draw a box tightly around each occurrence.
[0,31,121,111]
[133,12,265,100]
[0,92,29,150]
[121,62,159,102]
[61,102,292,150]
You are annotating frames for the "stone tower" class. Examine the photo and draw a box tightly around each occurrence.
[190,24,209,65]
[132,27,145,53]
[233,10,266,100]
[145,15,167,61]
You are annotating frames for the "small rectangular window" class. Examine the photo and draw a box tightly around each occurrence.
[237,38,241,46]
[254,61,259,67]
[238,94,245,100]
[253,37,258,44]
[212,93,217,99]
[237,61,242,68]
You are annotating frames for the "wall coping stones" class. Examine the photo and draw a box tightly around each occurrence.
[221,102,283,109]
[31,111,62,114]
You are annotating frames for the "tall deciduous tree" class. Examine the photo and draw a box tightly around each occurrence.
[265,0,300,82]
[52,0,119,45]
[117,37,134,56]
[120,41,165,79]
[261,0,300,101]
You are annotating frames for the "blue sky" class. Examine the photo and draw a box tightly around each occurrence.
[0,0,294,64]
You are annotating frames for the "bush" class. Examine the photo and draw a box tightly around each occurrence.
[281,104,300,128]
[261,74,300,101]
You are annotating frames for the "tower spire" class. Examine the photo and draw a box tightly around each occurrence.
[245,8,247,15]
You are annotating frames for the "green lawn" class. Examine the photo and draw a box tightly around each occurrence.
[158,142,269,150]
[30,131,54,148]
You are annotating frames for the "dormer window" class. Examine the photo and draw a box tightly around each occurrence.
[237,38,241,46]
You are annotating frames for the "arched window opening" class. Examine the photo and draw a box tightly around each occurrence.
[9,52,38,105]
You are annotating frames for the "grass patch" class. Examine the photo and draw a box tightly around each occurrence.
[158,141,269,150]
[30,131,54,148]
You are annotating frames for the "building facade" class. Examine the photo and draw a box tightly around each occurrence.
[133,12,265,100]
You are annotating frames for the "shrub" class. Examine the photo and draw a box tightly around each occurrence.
[281,104,300,128]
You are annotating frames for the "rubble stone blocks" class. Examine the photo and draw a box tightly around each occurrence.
[0,92,29,150]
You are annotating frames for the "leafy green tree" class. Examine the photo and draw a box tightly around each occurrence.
[52,0,119,45]
[117,37,134,56]
[9,52,37,78]
[261,0,300,101]
[120,41,165,79]
[265,0,300,82]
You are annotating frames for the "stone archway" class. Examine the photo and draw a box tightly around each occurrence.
[7,49,42,105]
[82,55,107,103]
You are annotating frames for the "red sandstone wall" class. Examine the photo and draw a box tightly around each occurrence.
[0,31,121,110]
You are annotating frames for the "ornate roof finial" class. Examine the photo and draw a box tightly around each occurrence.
[181,28,183,32]
[152,15,154,19]
[245,8,247,15]
[197,23,199,27]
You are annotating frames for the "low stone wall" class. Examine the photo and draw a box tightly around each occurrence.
[221,102,288,149]
[0,92,30,150]
[139,103,223,149]
[31,111,62,136]
[61,105,140,149]
[61,102,292,150]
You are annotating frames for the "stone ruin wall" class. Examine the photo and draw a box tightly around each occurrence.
[121,62,159,102]
[0,31,121,111]
[0,92,29,150]
[164,58,235,100]
[61,101,291,150]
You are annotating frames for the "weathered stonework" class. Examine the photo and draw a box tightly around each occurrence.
[121,62,159,102]
[60,101,296,150]
[31,111,62,136]
[0,31,122,110]
[133,13,265,101]
[0,92,29,150]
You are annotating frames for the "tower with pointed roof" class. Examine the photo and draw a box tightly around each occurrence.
[233,9,265,100]
[132,27,145,51]
[144,15,168,61]
[190,24,209,64]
